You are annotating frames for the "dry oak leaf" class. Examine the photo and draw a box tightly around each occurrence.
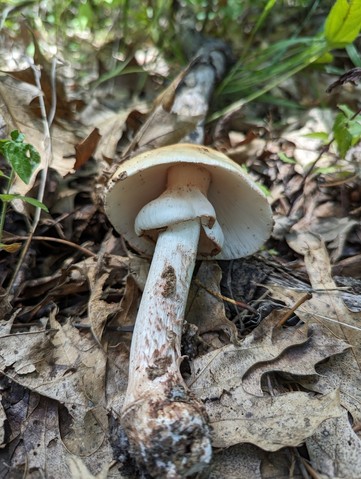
[210,443,305,479]
[5,30,79,121]
[286,232,361,359]
[188,310,345,450]
[306,409,361,479]
[271,232,361,421]
[85,254,129,345]
[6,393,114,479]
[208,388,341,450]
[0,312,108,454]
[188,310,312,399]
[123,58,204,156]
[187,261,238,340]
[242,322,350,396]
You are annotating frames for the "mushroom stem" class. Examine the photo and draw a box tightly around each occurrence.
[122,218,212,478]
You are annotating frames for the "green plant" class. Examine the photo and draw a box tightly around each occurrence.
[0,130,48,252]
[213,0,361,118]
[332,104,361,159]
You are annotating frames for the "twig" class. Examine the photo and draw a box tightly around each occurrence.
[3,235,96,257]
[73,323,134,333]
[275,292,312,328]
[287,140,333,216]
[193,278,257,314]
[300,457,322,479]
[7,58,57,296]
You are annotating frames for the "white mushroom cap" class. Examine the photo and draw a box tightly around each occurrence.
[104,143,273,260]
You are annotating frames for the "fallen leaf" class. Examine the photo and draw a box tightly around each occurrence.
[188,310,345,450]
[188,310,310,399]
[68,455,110,479]
[6,32,78,121]
[210,444,262,479]
[242,323,349,396]
[6,393,113,478]
[306,409,361,479]
[123,103,201,156]
[0,312,107,433]
[209,389,341,450]
[187,262,238,341]
[299,353,361,421]
[74,128,101,170]
[109,274,140,330]
[87,260,126,345]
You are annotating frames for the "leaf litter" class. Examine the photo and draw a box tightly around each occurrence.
[0,19,361,479]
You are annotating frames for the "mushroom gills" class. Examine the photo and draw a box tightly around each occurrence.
[135,164,224,256]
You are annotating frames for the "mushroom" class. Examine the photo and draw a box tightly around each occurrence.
[104,143,273,478]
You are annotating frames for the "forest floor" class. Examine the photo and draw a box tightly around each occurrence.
[0,7,361,479]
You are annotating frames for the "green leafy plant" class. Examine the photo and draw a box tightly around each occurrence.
[0,130,48,252]
[214,0,361,118]
[333,104,361,159]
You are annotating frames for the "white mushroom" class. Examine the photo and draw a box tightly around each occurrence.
[104,143,273,478]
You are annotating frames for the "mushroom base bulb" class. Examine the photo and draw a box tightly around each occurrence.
[123,394,212,479]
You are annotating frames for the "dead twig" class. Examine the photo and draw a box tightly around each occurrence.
[3,235,97,258]
[275,292,312,328]
[194,277,257,314]
[7,57,57,297]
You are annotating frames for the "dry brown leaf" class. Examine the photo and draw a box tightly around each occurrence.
[83,254,129,343]
[9,394,74,477]
[7,393,114,478]
[74,128,101,170]
[306,409,361,479]
[121,58,210,155]
[123,103,202,156]
[87,272,121,345]
[0,309,127,477]
[242,323,349,396]
[209,388,341,450]
[91,109,130,162]
[286,232,361,356]
[110,274,140,329]
[210,444,262,479]
[187,262,238,340]
[268,232,361,421]
[68,456,110,479]
[188,310,345,450]
[6,32,78,121]
[300,353,361,422]
[188,310,310,399]
[104,339,130,415]
[0,312,106,423]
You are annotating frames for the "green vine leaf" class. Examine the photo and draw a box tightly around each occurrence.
[333,106,361,158]
[0,130,41,184]
[0,194,48,211]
